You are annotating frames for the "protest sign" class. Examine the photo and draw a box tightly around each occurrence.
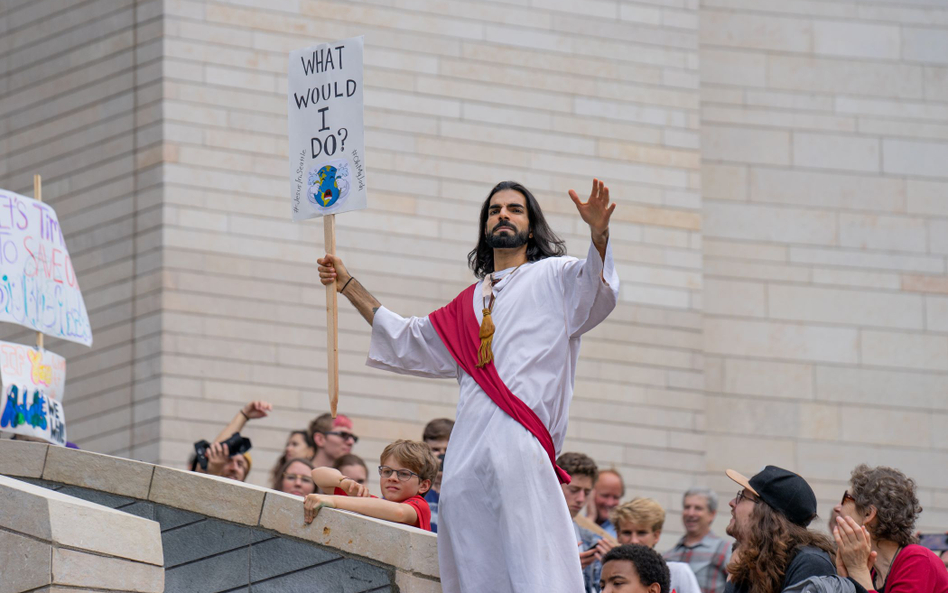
[0,341,67,445]
[287,35,368,417]
[0,188,93,346]
[288,35,367,222]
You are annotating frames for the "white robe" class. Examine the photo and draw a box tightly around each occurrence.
[367,240,619,593]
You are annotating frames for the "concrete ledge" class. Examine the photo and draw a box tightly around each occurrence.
[0,440,441,589]
[149,464,268,526]
[44,444,155,499]
[260,489,414,568]
[0,529,51,593]
[0,475,164,593]
[397,572,444,593]
[0,438,48,478]
[53,548,164,593]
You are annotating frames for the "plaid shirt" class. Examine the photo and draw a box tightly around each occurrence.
[663,533,731,593]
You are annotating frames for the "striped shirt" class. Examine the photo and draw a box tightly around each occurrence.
[664,533,732,593]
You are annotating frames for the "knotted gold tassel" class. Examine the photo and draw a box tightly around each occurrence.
[477,308,495,367]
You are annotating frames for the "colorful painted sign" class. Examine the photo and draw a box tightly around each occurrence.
[0,341,67,446]
[0,189,93,346]
[288,35,367,221]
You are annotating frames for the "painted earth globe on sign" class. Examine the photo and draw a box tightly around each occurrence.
[307,159,351,209]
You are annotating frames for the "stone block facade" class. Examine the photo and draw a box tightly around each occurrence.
[700,0,948,535]
[1,0,947,544]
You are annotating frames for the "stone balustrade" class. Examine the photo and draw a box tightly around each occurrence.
[0,439,440,593]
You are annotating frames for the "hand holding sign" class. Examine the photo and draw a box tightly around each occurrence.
[288,36,368,417]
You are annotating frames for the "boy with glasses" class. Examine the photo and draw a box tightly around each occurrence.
[303,439,438,531]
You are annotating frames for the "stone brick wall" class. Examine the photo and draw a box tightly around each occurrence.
[151,0,707,527]
[3,0,948,547]
[0,0,164,458]
[699,0,948,533]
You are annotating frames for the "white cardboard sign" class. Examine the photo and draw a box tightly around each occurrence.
[0,341,67,446]
[288,35,367,221]
[0,189,92,346]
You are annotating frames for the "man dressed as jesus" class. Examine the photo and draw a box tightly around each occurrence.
[317,179,619,593]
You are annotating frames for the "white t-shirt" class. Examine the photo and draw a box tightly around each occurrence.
[669,561,701,593]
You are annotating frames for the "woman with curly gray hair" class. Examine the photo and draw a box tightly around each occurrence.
[833,464,948,593]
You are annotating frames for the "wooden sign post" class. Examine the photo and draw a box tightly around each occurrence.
[288,36,367,418]
[324,215,338,416]
[34,174,44,352]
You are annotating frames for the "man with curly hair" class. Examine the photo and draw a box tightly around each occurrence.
[724,465,836,593]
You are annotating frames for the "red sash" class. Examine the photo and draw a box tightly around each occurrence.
[428,284,571,485]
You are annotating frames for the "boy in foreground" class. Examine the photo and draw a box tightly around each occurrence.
[303,439,438,531]
[612,498,701,593]
[600,545,671,593]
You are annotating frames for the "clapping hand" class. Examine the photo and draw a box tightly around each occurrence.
[834,515,876,587]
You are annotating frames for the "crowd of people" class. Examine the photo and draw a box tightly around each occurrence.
[193,399,948,593]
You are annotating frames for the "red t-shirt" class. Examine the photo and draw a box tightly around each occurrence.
[871,544,948,593]
[333,488,432,531]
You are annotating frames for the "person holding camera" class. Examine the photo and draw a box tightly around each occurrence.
[192,400,272,482]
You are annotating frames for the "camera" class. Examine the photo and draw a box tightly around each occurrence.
[192,432,252,471]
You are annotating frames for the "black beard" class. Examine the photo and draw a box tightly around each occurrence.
[487,227,529,249]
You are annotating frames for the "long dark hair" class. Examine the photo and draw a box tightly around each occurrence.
[467,181,566,279]
[728,503,834,593]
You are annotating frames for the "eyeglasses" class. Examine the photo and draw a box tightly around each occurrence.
[324,431,359,444]
[283,473,314,485]
[378,465,420,482]
[840,490,855,505]
[736,489,760,505]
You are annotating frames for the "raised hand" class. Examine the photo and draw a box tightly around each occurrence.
[242,400,272,420]
[569,178,615,237]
